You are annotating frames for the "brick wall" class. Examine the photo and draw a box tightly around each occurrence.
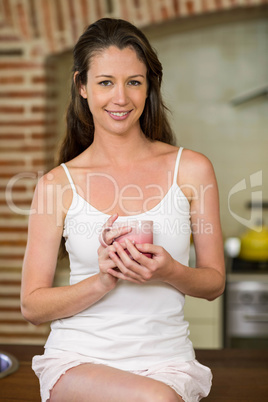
[0,0,267,344]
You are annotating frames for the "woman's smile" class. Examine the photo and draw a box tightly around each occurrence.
[105,109,133,120]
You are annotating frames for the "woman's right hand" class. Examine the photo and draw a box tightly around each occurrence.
[97,214,132,291]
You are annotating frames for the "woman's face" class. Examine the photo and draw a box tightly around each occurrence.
[79,46,148,138]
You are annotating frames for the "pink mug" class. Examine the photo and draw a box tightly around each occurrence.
[99,220,153,258]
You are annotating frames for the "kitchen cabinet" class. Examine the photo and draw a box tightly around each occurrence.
[184,295,223,349]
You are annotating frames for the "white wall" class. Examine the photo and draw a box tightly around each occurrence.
[147,15,268,238]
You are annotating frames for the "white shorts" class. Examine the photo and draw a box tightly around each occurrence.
[32,351,212,402]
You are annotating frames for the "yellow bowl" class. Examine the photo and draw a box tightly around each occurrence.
[239,226,268,261]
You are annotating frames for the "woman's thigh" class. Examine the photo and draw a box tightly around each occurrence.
[50,362,183,402]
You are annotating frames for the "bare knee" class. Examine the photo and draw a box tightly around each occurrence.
[141,383,183,402]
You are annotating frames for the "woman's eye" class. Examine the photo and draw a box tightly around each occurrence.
[99,81,112,86]
[128,80,141,86]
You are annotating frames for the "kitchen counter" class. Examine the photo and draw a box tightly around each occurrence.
[0,344,267,401]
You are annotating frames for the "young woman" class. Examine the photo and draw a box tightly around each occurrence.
[21,18,225,402]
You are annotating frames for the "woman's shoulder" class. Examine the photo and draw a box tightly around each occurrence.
[181,148,213,166]
[32,164,73,218]
[180,148,216,185]
[37,164,69,189]
[154,142,213,169]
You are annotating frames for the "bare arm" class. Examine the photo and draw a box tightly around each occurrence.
[21,169,117,326]
[164,151,225,300]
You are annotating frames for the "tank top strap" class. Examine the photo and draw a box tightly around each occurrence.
[173,147,184,185]
[61,163,77,193]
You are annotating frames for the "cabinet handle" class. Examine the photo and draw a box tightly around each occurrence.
[243,314,268,323]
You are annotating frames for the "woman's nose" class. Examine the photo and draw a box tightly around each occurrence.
[113,84,128,105]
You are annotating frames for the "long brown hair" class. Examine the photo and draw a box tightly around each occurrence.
[58,18,175,164]
[57,18,175,259]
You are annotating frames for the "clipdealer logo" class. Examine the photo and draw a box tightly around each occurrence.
[228,170,263,232]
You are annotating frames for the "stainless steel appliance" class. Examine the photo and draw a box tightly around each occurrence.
[225,276,268,348]
[224,201,268,348]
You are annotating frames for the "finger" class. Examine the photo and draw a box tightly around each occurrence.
[99,226,123,248]
[113,241,139,267]
[100,216,133,247]
[99,214,119,248]
[108,248,131,275]
[98,243,119,261]
[98,250,118,269]
[103,213,118,228]
[124,239,149,265]
[107,267,141,284]
[108,249,143,281]
[112,242,152,282]
[135,242,158,256]
[106,258,119,270]
[106,226,132,244]
[117,239,153,266]
[98,243,126,258]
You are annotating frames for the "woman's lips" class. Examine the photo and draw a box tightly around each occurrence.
[106,110,132,120]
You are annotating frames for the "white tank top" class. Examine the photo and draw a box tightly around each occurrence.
[45,147,195,369]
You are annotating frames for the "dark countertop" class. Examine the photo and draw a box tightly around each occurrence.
[0,345,267,401]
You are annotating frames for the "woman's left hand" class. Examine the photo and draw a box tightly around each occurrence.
[107,240,175,284]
